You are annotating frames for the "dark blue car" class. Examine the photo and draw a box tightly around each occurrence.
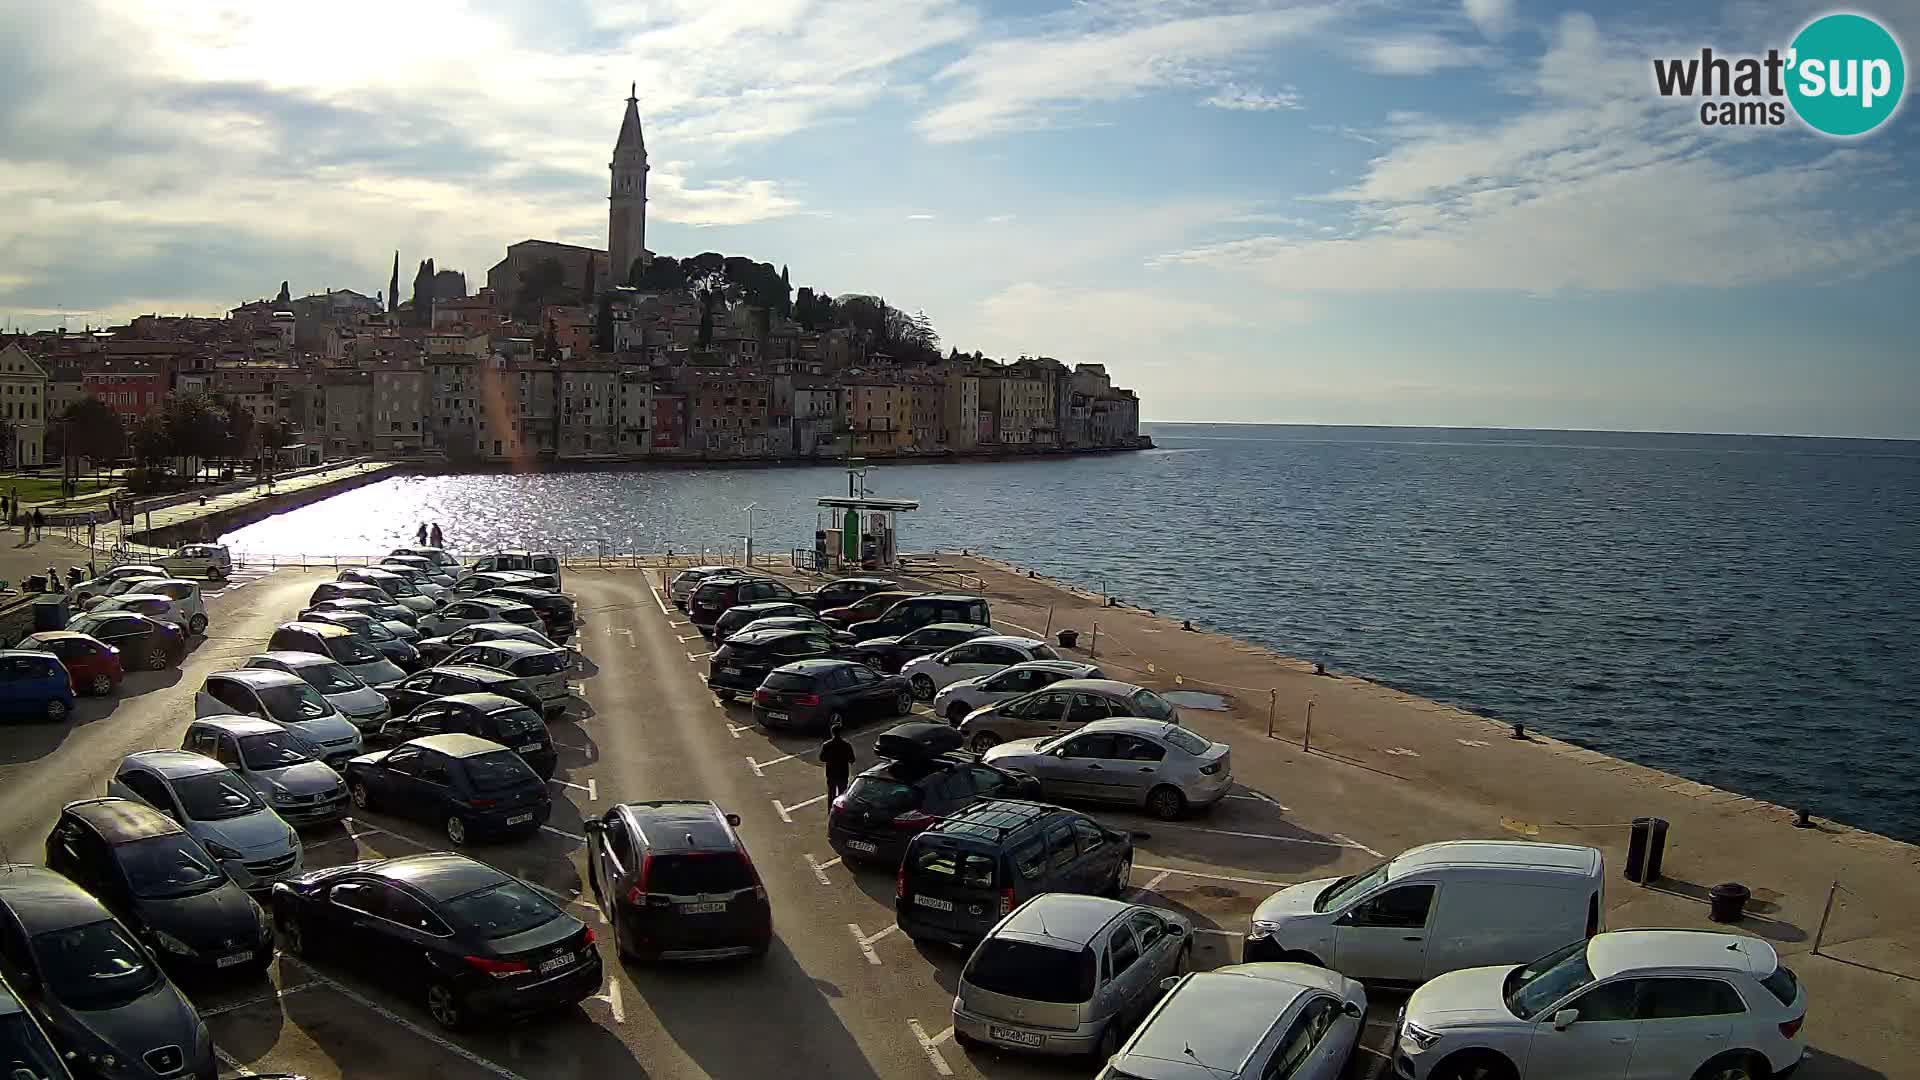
[0,650,78,722]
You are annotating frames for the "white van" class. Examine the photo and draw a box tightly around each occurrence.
[1243,840,1603,985]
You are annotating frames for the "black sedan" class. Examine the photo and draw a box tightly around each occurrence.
[798,576,899,613]
[377,694,557,779]
[270,853,600,1030]
[843,622,995,674]
[344,733,552,846]
[711,601,816,645]
[827,726,1041,865]
[62,612,184,672]
[750,659,913,732]
[707,627,844,701]
[0,865,215,1080]
[380,665,546,716]
[45,799,274,981]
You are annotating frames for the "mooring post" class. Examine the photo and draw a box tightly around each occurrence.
[1266,689,1277,738]
[1302,699,1316,751]
[1812,879,1839,955]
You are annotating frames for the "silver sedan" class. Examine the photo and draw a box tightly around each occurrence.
[982,717,1233,820]
[956,678,1180,752]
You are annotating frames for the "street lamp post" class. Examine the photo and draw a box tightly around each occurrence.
[742,502,770,566]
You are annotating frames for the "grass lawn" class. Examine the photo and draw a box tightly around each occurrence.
[0,475,113,505]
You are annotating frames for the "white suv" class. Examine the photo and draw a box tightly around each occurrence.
[1394,930,1806,1080]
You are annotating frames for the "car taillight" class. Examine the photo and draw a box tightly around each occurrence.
[892,810,935,830]
[795,693,821,706]
[739,852,767,900]
[1780,1016,1804,1039]
[625,852,653,906]
[998,887,1014,916]
[1199,761,1222,775]
[582,927,597,946]
[463,955,529,978]
[895,864,906,899]
[469,798,497,808]
[753,689,772,704]
[830,795,849,815]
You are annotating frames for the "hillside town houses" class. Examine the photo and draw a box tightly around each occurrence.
[0,88,1144,468]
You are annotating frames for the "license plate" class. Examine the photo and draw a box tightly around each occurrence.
[537,953,576,974]
[216,952,252,969]
[990,1027,1043,1047]
[764,711,788,720]
[678,901,727,914]
[506,812,534,825]
[518,742,542,752]
[722,666,741,676]
[847,839,878,853]
[912,894,954,912]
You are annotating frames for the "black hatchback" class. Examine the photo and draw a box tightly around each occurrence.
[750,659,913,732]
[895,800,1133,947]
[711,601,816,645]
[708,628,842,701]
[689,577,797,634]
[380,665,546,716]
[344,733,552,846]
[45,799,275,982]
[845,622,995,674]
[377,694,557,779]
[480,586,578,643]
[62,612,184,672]
[828,726,1041,866]
[798,577,899,614]
[585,801,772,964]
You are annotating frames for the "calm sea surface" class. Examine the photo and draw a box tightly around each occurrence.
[222,424,1920,841]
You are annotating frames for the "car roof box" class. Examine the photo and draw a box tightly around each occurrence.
[874,722,964,761]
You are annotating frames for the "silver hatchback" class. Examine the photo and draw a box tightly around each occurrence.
[954,893,1190,1059]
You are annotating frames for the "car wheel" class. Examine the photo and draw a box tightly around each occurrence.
[1110,853,1132,897]
[1429,1050,1518,1080]
[45,698,69,722]
[970,731,1001,753]
[188,614,208,636]
[208,566,227,582]
[425,982,466,1030]
[892,689,913,716]
[89,673,114,695]
[1146,785,1187,821]
[909,674,935,700]
[1693,1053,1772,1080]
[1090,1022,1120,1063]
[946,702,970,725]
[1172,939,1192,976]
[445,815,468,846]
[350,782,373,811]
[147,650,169,671]
[864,656,886,673]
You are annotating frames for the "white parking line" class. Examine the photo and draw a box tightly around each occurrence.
[687,650,713,662]
[999,619,1042,637]
[909,1019,955,1076]
[540,824,586,842]
[806,854,841,884]
[214,1047,256,1077]
[612,627,636,648]
[727,722,755,739]
[747,752,796,776]
[678,633,703,643]
[590,977,626,1023]
[283,958,533,1080]
[551,778,595,798]
[200,980,318,1017]
[648,586,670,616]
[773,792,825,822]
[1136,864,1295,888]
[1333,832,1385,857]
[848,922,882,965]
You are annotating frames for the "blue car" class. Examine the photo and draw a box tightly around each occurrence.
[0,649,78,722]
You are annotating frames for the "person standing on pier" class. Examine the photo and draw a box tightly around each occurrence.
[416,522,429,546]
[429,522,444,548]
[820,724,856,802]
[30,509,44,542]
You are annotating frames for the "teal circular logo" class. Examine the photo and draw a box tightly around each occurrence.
[1787,13,1906,136]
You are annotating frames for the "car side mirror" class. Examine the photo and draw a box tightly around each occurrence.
[1052,748,1068,758]
[1552,1009,1579,1031]
[725,813,742,827]
[581,820,604,834]
[1342,1000,1363,1018]
[1165,923,1186,936]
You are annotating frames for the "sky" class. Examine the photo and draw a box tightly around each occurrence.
[1,0,1916,438]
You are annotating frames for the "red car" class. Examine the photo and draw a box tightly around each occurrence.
[17,630,123,695]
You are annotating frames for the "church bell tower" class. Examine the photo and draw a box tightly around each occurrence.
[609,83,649,287]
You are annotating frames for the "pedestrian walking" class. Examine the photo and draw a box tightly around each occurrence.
[428,522,444,548]
[30,509,44,542]
[87,512,97,549]
[416,522,429,546]
[1,494,10,519]
[819,723,856,802]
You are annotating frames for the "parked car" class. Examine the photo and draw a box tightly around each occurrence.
[749,658,913,731]
[1099,963,1367,1080]
[88,594,192,637]
[440,641,573,717]
[845,622,997,675]
[270,854,600,1030]
[370,561,448,599]
[45,798,276,979]
[797,576,899,614]
[78,575,169,611]
[479,586,577,643]
[0,865,214,1080]
[126,580,210,635]
[266,621,407,687]
[1395,930,1807,1080]
[0,972,73,1080]
[953,893,1190,1059]
[707,627,845,701]
[848,594,992,642]
[1245,840,1605,983]
[416,598,542,640]
[932,660,1107,726]
[67,563,167,605]
[297,610,423,673]
[896,799,1134,946]
[468,550,562,586]
[381,554,456,587]
[584,800,771,963]
[302,597,422,639]
[107,750,304,892]
[817,588,919,628]
[443,571,538,604]
[0,651,77,722]
[308,580,418,622]
[62,612,184,672]
[155,544,232,581]
[389,546,461,576]
[16,630,123,696]
[415,620,562,667]
[711,601,816,644]
[378,694,556,778]
[898,635,1061,700]
[984,718,1232,821]
[344,733,552,845]
[194,669,365,769]
[380,665,547,717]
[668,566,740,608]
[337,567,437,614]
[828,723,1041,865]
[181,717,350,826]
[729,615,854,645]
[242,651,390,731]
[688,576,798,633]
[958,678,1183,751]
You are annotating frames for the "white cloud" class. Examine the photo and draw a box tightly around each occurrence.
[1202,83,1304,111]
[916,4,1338,142]
[1361,33,1491,75]
[907,213,937,220]
[971,282,1298,364]
[1462,0,1514,37]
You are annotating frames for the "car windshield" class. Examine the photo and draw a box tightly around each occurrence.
[844,776,923,812]
[1028,644,1061,660]
[258,682,336,721]
[172,771,266,820]
[1503,940,1596,1019]
[441,882,561,940]
[325,636,382,664]
[510,650,568,677]
[1131,689,1177,720]
[239,730,316,769]
[762,671,816,692]
[360,620,396,642]
[488,708,546,742]
[1163,727,1210,755]
[465,751,537,792]
[375,576,419,597]
[645,853,754,895]
[297,661,364,694]
[117,834,227,899]
[0,1011,68,1080]
[1315,860,1390,913]
[30,920,161,1009]
[964,939,1095,1004]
